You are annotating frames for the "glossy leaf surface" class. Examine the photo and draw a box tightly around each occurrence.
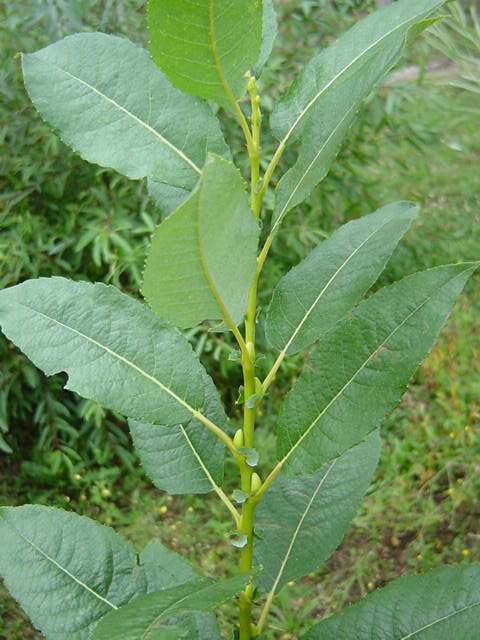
[277,264,477,476]
[148,0,263,105]
[143,156,259,329]
[266,202,418,355]
[303,564,480,639]
[23,33,229,214]
[271,0,446,231]
[255,430,380,593]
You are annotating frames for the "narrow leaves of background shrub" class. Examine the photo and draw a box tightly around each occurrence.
[277,263,478,476]
[148,0,263,106]
[142,156,259,329]
[265,202,418,355]
[302,564,480,639]
[22,33,230,215]
[271,0,446,231]
[254,430,380,593]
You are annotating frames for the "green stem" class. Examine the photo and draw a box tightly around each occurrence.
[237,76,264,640]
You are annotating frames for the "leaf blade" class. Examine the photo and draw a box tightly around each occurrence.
[142,156,259,329]
[255,430,380,593]
[148,0,263,105]
[266,202,418,355]
[277,263,478,476]
[271,0,446,229]
[0,278,212,428]
[0,506,145,640]
[302,565,480,639]
[92,574,252,640]
[22,33,229,214]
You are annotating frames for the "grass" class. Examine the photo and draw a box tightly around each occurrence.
[1,4,479,639]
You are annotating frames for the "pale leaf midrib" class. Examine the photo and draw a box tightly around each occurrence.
[15,302,200,420]
[32,58,201,175]
[269,460,336,596]
[401,600,480,639]
[273,104,357,232]
[278,214,397,355]
[281,9,431,147]
[2,514,118,610]
[281,267,472,468]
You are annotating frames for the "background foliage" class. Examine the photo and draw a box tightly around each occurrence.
[0,1,479,638]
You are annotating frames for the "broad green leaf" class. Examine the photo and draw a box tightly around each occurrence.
[140,541,222,639]
[253,0,278,75]
[148,0,263,106]
[255,430,380,593]
[0,277,213,427]
[92,574,252,640]
[140,540,199,592]
[0,505,145,640]
[142,156,259,329]
[147,178,191,218]
[129,371,226,494]
[22,33,229,215]
[277,263,478,476]
[266,202,418,356]
[303,564,480,639]
[270,0,446,231]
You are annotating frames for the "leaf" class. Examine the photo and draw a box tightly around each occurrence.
[270,0,446,231]
[266,202,418,356]
[0,505,145,640]
[277,263,478,476]
[148,0,263,106]
[142,156,259,329]
[140,541,222,640]
[147,178,192,219]
[129,370,226,495]
[0,433,12,454]
[302,564,480,639]
[253,0,278,75]
[0,277,212,427]
[92,574,252,640]
[140,540,199,592]
[22,33,229,215]
[255,431,380,593]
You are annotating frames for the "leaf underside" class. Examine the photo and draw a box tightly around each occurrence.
[142,156,259,329]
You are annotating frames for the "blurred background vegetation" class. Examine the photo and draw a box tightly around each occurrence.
[0,1,479,638]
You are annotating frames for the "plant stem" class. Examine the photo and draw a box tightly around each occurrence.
[237,76,264,640]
